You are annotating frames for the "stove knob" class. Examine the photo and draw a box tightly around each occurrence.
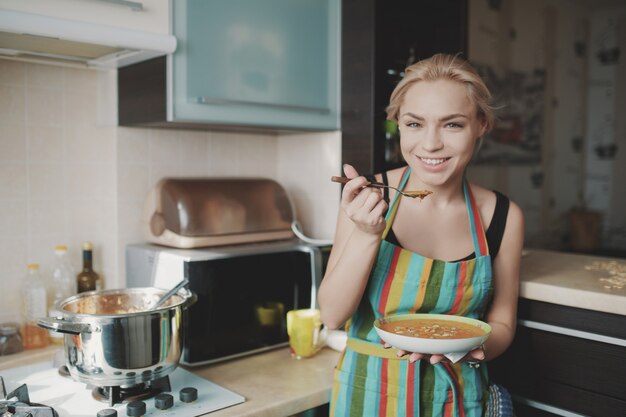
[179,387,198,403]
[126,400,147,417]
[97,409,118,417]
[155,393,174,410]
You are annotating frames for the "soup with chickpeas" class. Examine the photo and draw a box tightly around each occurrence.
[379,318,486,339]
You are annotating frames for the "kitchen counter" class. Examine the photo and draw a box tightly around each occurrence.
[0,346,341,417]
[191,347,339,416]
[520,249,626,315]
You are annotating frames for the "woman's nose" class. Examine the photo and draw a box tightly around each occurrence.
[421,128,443,151]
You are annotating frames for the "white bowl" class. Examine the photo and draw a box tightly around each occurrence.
[374,314,491,354]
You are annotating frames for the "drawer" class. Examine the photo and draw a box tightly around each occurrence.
[489,299,626,416]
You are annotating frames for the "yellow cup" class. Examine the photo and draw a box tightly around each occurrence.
[286,309,327,359]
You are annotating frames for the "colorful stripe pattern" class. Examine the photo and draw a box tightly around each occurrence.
[331,169,494,417]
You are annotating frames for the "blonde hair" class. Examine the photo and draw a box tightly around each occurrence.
[386,53,495,133]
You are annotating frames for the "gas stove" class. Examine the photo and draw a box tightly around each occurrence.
[0,360,244,417]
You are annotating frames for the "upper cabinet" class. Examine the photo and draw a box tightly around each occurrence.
[119,0,341,132]
[0,0,171,34]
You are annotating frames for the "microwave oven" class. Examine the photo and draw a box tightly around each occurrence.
[126,240,328,366]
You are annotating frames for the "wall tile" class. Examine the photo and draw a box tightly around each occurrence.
[0,59,24,86]
[149,129,180,165]
[65,125,115,163]
[0,236,27,322]
[28,233,71,273]
[117,200,145,241]
[276,130,341,239]
[0,199,27,237]
[118,163,150,201]
[235,134,277,178]
[29,199,67,235]
[27,87,64,127]
[65,163,116,201]
[179,130,209,175]
[28,126,64,162]
[118,127,149,163]
[65,90,98,127]
[26,63,64,91]
[28,162,65,200]
[0,85,25,126]
[63,67,97,94]
[207,131,251,175]
[149,163,180,188]
[0,162,27,199]
[0,124,26,161]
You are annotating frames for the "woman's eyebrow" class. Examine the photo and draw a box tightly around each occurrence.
[401,112,469,121]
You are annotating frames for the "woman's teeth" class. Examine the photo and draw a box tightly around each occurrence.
[420,157,448,166]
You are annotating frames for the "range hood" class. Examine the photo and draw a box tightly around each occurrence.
[0,9,176,68]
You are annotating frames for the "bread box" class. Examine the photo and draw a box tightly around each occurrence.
[144,178,295,248]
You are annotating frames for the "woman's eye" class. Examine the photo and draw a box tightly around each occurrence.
[446,122,464,128]
[406,122,421,128]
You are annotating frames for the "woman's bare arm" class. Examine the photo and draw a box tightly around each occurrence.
[482,200,524,360]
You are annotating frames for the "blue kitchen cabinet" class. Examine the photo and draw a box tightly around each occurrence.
[170,0,340,131]
[119,0,340,131]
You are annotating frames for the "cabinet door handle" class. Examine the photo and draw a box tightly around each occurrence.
[518,319,626,347]
[195,96,331,114]
[93,0,144,11]
[512,394,588,417]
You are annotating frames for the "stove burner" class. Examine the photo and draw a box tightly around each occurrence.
[0,377,58,417]
[92,375,172,407]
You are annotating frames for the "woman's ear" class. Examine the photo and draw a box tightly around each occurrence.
[478,118,488,138]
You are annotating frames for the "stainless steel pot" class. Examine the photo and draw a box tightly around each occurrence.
[38,287,196,387]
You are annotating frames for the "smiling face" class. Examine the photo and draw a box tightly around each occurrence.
[398,79,486,188]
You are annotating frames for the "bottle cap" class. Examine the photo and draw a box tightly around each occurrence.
[27,263,40,271]
[0,322,19,336]
[82,242,93,251]
[55,245,68,252]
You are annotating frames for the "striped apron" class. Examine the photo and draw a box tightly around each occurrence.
[330,168,494,417]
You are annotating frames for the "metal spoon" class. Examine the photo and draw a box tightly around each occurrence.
[148,278,190,311]
[331,176,432,200]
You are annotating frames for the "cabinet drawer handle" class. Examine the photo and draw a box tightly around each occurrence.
[518,319,626,347]
[512,394,588,417]
[195,96,331,114]
[94,0,143,11]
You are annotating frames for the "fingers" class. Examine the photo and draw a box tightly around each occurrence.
[429,354,445,364]
[468,346,486,361]
[408,352,426,363]
[343,163,359,179]
[340,172,387,234]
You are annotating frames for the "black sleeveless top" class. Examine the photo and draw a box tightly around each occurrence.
[368,172,510,261]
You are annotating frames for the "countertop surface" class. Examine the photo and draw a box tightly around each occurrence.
[0,346,341,417]
[190,347,339,416]
[520,249,626,315]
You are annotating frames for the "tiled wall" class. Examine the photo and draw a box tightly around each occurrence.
[0,58,341,323]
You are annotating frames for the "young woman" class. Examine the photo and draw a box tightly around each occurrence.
[319,54,524,417]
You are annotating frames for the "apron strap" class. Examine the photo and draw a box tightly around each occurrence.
[463,177,489,257]
[382,166,411,240]
[346,337,408,359]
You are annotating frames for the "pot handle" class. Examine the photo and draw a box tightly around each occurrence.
[182,289,198,309]
[38,317,96,335]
